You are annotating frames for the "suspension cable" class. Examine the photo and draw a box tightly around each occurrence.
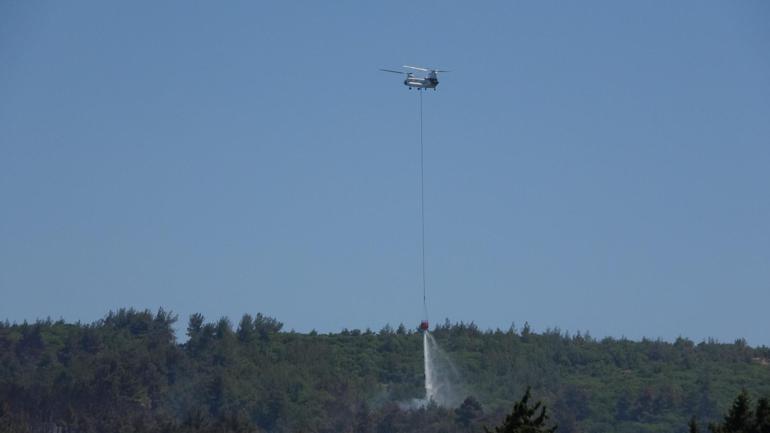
[419,90,428,322]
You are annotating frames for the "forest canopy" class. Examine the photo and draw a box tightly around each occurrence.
[1,308,769,433]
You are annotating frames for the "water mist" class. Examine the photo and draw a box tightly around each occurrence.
[421,331,462,407]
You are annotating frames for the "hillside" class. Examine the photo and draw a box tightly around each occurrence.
[1,309,769,433]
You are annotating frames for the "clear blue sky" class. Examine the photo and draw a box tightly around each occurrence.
[1,1,769,345]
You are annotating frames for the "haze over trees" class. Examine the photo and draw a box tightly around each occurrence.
[1,308,769,433]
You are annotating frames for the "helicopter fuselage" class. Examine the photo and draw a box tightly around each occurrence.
[404,76,439,89]
[381,66,446,90]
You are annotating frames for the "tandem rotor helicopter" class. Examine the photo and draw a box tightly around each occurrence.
[380,65,450,90]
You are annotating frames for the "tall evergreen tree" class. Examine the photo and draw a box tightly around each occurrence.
[706,390,770,433]
[717,390,753,433]
[455,396,484,430]
[484,387,557,433]
[236,314,255,343]
[754,398,770,433]
[689,416,699,433]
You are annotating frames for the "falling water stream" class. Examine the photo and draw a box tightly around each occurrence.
[423,331,436,402]
[421,331,461,407]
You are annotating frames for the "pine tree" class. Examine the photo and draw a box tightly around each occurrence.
[724,390,753,433]
[484,387,557,433]
[689,416,699,433]
[755,398,770,433]
[354,401,371,433]
[455,396,484,430]
[709,390,753,433]
[236,314,254,343]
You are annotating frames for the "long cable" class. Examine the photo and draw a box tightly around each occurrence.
[419,90,428,322]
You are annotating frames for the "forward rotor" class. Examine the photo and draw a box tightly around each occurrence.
[403,65,450,73]
[380,69,410,75]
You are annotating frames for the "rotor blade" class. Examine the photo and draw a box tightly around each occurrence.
[435,70,451,73]
[403,65,429,72]
[380,69,407,74]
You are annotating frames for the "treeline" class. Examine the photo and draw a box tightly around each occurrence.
[1,308,769,433]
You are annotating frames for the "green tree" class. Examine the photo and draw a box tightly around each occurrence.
[236,314,254,343]
[711,390,752,433]
[484,387,557,433]
[689,416,699,433]
[455,396,484,430]
[355,401,372,433]
[755,398,770,433]
[704,391,770,433]
[187,313,205,339]
[254,313,283,342]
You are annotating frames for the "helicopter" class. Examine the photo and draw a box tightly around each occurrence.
[380,65,449,90]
